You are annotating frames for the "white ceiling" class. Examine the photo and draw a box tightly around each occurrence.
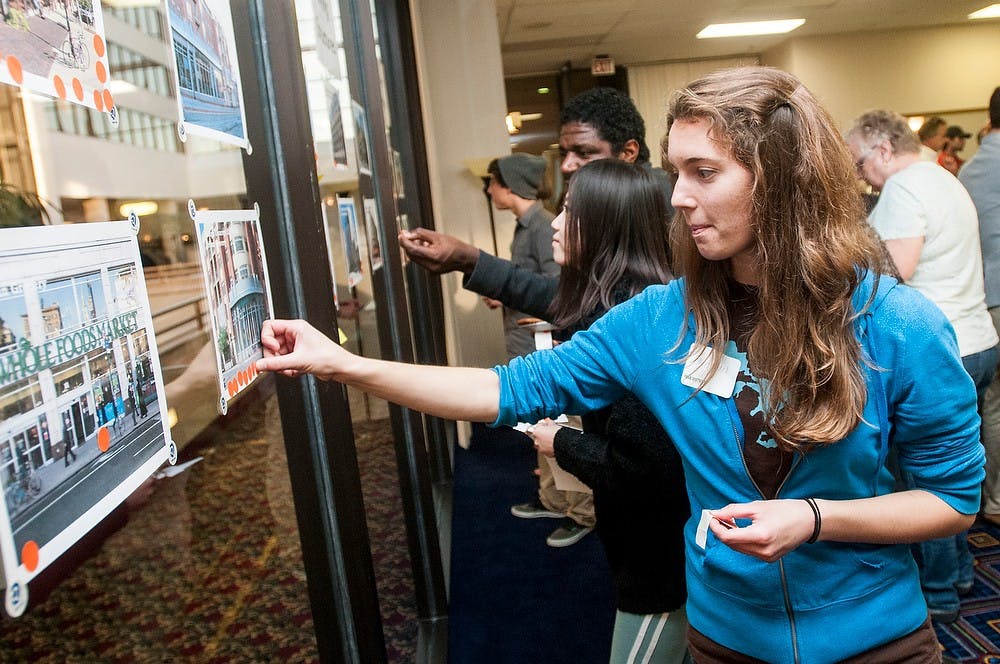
[496,0,999,75]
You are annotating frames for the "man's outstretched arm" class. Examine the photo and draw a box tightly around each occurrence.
[400,228,558,318]
[398,228,480,274]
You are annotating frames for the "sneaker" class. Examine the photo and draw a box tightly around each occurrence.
[546,518,593,548]
[510,500,562,519]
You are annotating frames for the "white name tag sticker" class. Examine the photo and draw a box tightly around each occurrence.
[533,330,554,350]
[681,344,740,399]
[696,509,713,549]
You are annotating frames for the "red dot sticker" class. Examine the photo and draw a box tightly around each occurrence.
[97,426,111,452]
[7,56,23,84]
[21,541,39,572]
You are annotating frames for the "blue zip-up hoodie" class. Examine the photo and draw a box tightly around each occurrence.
[493,272,984,663]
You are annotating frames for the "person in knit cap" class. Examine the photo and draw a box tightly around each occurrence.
[485,154,595,549]
[484,153,560,358]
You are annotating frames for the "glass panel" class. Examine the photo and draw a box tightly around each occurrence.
[295,0,387,419]
[0,2,321,658]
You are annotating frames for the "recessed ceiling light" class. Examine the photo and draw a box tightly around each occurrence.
[969,4,1000,19]
[697,18,805,39]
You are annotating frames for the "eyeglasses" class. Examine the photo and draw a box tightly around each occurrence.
[854,146,877,173]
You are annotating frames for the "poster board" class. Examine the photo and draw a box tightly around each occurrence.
[0,0,115,113]
[165,0,250,150]
[318,202,340,311]
[328,86,349,170]
[352,100,372,176]
[189,203,274,413]
[0,220,174,617]
[363,197,383,273]
[338,197,363,288]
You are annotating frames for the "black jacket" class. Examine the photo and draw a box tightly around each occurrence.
[464,254,688,613]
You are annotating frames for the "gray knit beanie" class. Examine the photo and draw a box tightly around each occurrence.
[496,153,546,200]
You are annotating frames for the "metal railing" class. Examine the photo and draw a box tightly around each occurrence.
[143,262,203,287]
[151,294,208,357]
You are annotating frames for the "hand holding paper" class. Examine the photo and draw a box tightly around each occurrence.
[258,319,355,381]
[708,499,817,563]
[529,419,559,457]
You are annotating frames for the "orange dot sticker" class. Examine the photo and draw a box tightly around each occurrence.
[227,379,238,397]
[95,61,107,84]
[93,34,106,58]
[93,90,104,112]
[21,541,39,572]
[72,78,84,101]
[97,426,111,452]
[102,89,114,111]
[6,56,23,85]
[53,76,66,100]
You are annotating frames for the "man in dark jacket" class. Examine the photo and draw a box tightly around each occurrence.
[399,87,672,548]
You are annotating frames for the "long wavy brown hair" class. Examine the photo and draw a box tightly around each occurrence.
[664,66,884,451]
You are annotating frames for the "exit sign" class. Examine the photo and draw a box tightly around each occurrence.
[591,55,615,76]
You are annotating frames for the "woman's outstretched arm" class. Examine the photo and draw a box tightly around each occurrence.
[257,319,501,422]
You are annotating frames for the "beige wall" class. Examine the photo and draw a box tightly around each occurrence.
[411,0,513,441]
[762,23,1000,161]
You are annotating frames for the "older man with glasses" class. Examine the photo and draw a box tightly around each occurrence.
[846,109,998,625]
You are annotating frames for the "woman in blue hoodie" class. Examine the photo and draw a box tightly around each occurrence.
[258,66,983,663]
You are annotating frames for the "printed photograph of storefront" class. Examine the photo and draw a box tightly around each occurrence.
[0,224,171,612]
[166,0,247,146]
[196,213,272,405]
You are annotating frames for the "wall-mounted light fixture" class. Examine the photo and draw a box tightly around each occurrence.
[505,111,544,135]
[119,201,158,217]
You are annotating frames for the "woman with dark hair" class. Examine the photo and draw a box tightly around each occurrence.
[258,66,982,663]
[489,159,689,662]
[409,158,687,661]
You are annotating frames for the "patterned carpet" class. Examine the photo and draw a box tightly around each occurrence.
[354,417,419,663]
[7,384,1000,663]
[938,520,1000,663]
[0,392,417,663]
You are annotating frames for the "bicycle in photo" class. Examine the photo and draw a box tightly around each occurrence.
[58,25,89,70]
[7,466,42,511]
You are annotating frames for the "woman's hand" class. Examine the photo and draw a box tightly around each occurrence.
[257,319,354,381]
[708,499,816,563]
[530,419,559,457]
[258,319,502,422]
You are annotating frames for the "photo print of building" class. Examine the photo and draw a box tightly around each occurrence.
[166,0,247,147]
[338,197,362,288]
[363,197,383,272]
[0,222,171,615]
[0,0,113,111]
[193,208,273,408]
